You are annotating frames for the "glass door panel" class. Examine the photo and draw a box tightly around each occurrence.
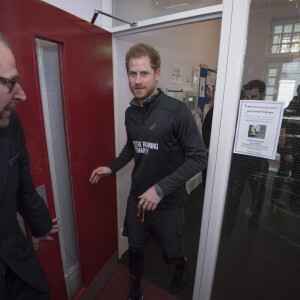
[212,1,300,299]
[36,38,82,299]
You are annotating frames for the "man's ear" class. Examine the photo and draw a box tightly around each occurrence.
[155,68,160,81]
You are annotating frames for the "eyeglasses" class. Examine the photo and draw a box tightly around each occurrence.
[0,76,19,93]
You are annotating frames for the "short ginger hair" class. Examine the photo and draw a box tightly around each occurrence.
[125,43,161,72]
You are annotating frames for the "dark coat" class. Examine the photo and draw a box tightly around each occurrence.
[281,96,300,162]
[202,106,214,149]
[0,111,52,292]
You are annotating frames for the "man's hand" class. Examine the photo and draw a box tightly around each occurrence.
[89,166,112,184]
[32,218,60,250]
[138,186,162,211]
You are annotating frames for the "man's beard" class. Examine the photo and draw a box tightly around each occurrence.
[0,99,16,128]
[0,113,9,127]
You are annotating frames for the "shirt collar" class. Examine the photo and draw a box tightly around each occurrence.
[130,89,162,107]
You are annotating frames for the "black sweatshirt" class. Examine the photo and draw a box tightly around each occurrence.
[108,91,207,208]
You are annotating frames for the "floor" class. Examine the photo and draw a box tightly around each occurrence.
[95,264,179,300]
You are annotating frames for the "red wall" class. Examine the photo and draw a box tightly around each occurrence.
[0,0,117,298]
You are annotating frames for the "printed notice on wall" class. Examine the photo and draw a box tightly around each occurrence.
[171,64,182,84]
[233,100,284,159]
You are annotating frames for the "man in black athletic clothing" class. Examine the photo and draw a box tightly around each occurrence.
[90,43,207,300]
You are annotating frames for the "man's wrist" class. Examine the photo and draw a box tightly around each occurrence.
[154,184,165,199]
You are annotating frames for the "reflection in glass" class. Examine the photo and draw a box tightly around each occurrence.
[266,86,275,95]
[212,1,300,299]
[278,80,295,106]
[281,44,290,53]
[292,33,300,42]
[284,24,293,33]
[111,0,222,26]
[272,45,279,53]
[282,33,291,43]
[274,25,282,33]
[291,43,300,52]
[268,77,276,86]
[273,34,281,44]
[269,69,277,77]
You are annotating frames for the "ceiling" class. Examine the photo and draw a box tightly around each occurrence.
[118,19,221,56]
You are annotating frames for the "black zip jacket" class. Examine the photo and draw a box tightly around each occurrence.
[108,91,207,208]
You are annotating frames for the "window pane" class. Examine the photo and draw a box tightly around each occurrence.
[284,24,293,33]
[274,25,282,33]
[35,38,83,297]
[292,33,300,43]
[291,43,300,52]
[281,44,290,53]
[265,95,273,100]
[282,61,300,73]
[266,86,276,95]
[278,80,295,102]
[273,34,281,44]
[282,33,291,43]
[294,23,300,32]
[269,68,278,76]
[268,77,276,86]
[272,45,280,53]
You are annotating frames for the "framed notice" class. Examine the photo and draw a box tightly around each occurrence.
[233,100,284,159]
[171,64,182,84]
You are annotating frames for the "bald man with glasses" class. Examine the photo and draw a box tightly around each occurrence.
[0,33,59,299]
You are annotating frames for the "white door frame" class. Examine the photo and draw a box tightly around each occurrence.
[111,1,251,299]
[193,1,250,299]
